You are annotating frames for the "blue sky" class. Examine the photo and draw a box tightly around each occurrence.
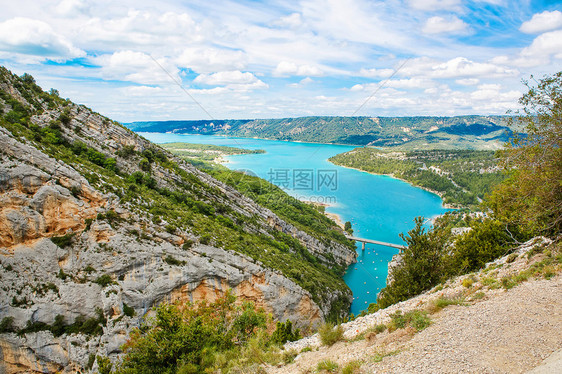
[1,0,561,122]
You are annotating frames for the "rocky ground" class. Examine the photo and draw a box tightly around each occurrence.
[268,237,562,374]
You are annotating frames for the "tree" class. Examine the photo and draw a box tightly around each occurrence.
[490,72,562,236]
[377,217,449,308]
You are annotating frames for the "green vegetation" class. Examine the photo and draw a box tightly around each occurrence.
[489,71,562,236]
[129,115,512,149]
[7,309,107,337]
[318,322,344,346]
[373,72,562,310]
[388,310,431,332]
[101,293,298,373]
[341,360,363,374]
[270,320,300,345]
[50,233,75,248]
[316,359,339,373]
[330,149,505,208]
[160,142,264,163]
[94,274,117,288]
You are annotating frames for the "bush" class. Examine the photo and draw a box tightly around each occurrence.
[389,310,431,332]
[114,293,270,373]
[342,360,362,374]
[317,359,339,373]
[0,316,16,333]
[431,296,465,311]
[123,303,135,317]
[164,255,186,266]
[51,233,75,248]
[270,320,300,345]
[318,322,344,346]
[94,274,115,288]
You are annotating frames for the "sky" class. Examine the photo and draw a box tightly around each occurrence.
[0,0,561,122]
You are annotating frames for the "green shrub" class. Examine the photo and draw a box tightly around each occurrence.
[94,274,115,288]
[501,277,516,290]
[270,320,300,345]
[164,255,186,266]
[462,278,474,288]
[318,322,343,346]
[317,359,339,373]
[432,296,465,311]
[51,233,75,248]
[123,303,135,317]
[342,360,362,374]
[113,293,269,373]
[0,316,15,333]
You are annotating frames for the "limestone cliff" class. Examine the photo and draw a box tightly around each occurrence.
[0,67,357,373]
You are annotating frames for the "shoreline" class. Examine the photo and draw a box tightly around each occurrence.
[303,201,346,230]
[330,162,459,210]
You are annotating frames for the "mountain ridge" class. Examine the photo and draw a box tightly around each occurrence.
[127,115,513,149]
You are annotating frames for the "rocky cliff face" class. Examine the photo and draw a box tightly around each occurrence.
[0,68,356,373]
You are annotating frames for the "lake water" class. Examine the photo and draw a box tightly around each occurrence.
[139,132,449,315]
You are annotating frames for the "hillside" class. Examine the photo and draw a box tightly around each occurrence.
[0,68,357,372]
[269,237,562,373]
[127,116,513,149]
[329,148,505,209]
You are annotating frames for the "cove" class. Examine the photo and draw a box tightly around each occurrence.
[139,132,449,315]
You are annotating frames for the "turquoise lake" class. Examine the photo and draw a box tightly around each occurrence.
[139,132,449,315]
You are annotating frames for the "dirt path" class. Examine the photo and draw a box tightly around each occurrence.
[268,240,562,374]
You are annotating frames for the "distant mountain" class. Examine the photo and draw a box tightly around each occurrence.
[127,116,514,150]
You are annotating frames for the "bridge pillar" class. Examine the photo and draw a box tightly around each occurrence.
[362,242,365,251]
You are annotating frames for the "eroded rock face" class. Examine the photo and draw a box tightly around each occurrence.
[0,162,106,249]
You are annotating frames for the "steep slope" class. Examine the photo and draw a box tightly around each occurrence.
[270,237,562,374]
[0,68,356,372]
[128,116,513,149]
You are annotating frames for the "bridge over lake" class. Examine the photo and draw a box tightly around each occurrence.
[346,235,406,250]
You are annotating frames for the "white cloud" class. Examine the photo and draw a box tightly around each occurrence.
[120,85,163,96]
[193,70,268,92]
[521,29,562,59]
[385,78,434,89]
[55,0,90,17]
[422,16,469,35]
[93,50,179,85]
[300,0,410,49]
[407,0,462,11]
[194,71,259,85]
[456,78,479,85]
[289,77,314,87]
[76,10,207,51]
[402,56,517,79]
[275,13,303,28]
[176,47,247,74]
[470,84,520,103]
[273,61,323,77]
[520,10,562,34]
[358,68,394,78]
[0,17,85,61]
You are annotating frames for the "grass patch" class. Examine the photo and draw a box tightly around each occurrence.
[342,360,362,374]
[373,349,400,363]
[316,359,339,373]
[318,322,344,346]
[388,310,431,332]
[429,295,466,313]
